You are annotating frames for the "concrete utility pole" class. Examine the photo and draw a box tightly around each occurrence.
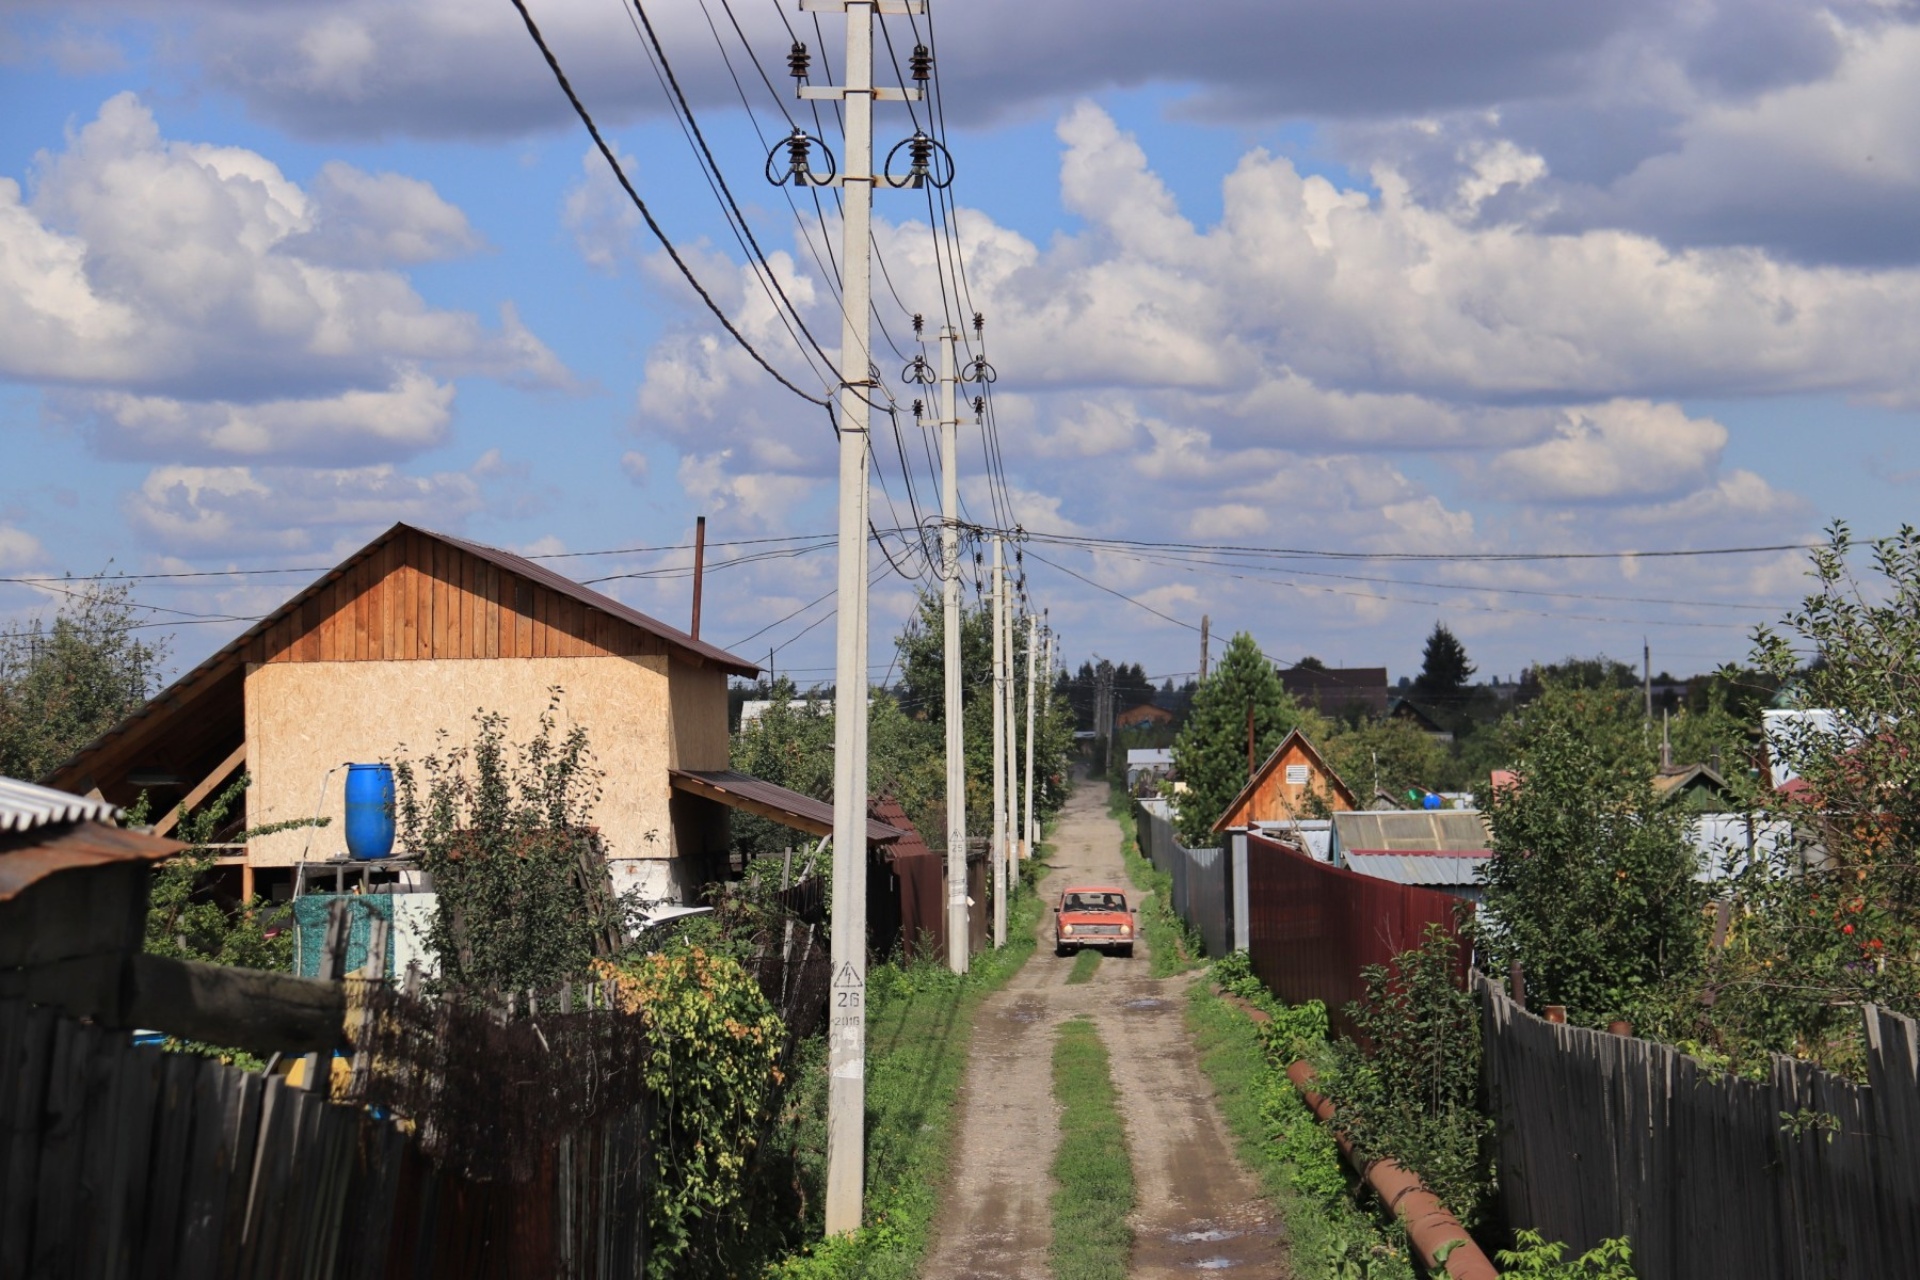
[1008,591,1021,863]
[991,536,1007,946]
[772,0,929,1235]
[938,327,967,974]
[1199,613,1210,681]
[1024,610,1037,855]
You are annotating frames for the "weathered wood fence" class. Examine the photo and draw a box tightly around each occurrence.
[1476,973,1920,1280]
[0,995,648,1280]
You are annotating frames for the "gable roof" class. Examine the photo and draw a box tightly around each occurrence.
[45,523,759,792]
[1212,728,1357,833]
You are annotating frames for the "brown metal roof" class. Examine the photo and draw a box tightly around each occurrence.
[669,769,906,845]
[45,522,760,790]
[0,820,185,902]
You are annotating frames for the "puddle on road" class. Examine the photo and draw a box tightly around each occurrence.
[1122,997,1168,1011]
[1170,1228,1241,1244]
[1193,1258,1237,1270]
[1004,1007,1043,1023]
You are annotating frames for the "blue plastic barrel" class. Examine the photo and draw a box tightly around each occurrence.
[343,763,396,861]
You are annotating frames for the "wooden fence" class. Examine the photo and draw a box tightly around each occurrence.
[0,995,648,1280]
[1476,973,1920,1280]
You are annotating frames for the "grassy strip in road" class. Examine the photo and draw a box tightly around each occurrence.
[1049,1017,1135,1280]
[771,856,1047,1280]
[1108,783,1205,979]
[1065,948,1102,984]
[1185,974,1417,1280]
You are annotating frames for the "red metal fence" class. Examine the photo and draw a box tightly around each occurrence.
[1244,833,1471,1036]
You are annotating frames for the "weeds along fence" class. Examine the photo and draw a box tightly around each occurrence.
[1133,799,1230,957]
[1476,974,1920,1280]
[0,986,650,1280]
[1243,833,1469,1039]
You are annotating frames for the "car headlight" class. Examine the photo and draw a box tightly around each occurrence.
[1120,923,1132,936]
[1061,923,1075,935]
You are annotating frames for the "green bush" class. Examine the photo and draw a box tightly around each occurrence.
[600,944,786,1278]
[1495,1230,1637,1279]
[1320,926,1491,1225]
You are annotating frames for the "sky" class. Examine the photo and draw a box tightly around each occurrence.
[5,0,1920,692]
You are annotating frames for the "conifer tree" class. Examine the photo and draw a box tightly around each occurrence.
[1170,633,1307,844]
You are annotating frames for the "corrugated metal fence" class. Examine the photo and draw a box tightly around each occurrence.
[1477,974,1920,1280]
[1244,833,1470,1038]
[0,997,648,1280]
[1133,801,1230,957]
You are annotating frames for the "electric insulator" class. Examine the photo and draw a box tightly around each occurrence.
[909,43,932,82]
[788,42,810,79]
[972,311,985,335]
[907,132,934,186]
[973,395,985,415]
[912,312,924,336]
[785,128,813,183]
[912,398,924,417]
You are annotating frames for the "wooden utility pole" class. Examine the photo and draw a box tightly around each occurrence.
[1199,614,1210,681]
[690,515,706,639]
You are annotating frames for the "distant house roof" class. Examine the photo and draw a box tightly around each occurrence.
[738,698,827,726]
[1117,703,1174,727]
[1386,697,1449,735]
[1126,749,1174,767]
[1278,666,1389,717]
[1651,762,1732,800]
[668,769,905,845]
[868,794,934,861]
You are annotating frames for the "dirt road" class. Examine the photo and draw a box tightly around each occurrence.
[919,775,1288,1280]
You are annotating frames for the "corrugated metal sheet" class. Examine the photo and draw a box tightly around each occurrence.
[0,819,184,901]
[1331,809,1491,855]
[1343,850,1489,891]
[668,769,906,844]
[0,776,120,832]
[1245,832,1472,1041]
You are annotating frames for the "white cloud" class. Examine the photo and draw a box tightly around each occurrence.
[1489,400,1727,502]
[123,461,489,555]
[0,525,46,569]
[286,161,483,266]
[58,365,455,462]
[0,93,563,463]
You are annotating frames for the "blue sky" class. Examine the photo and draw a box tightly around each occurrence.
[5,1,1920,690]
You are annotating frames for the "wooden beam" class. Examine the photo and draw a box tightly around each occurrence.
[151,741,248,838]
[127,954,346,1055]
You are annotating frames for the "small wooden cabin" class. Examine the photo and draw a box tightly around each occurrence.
[44,524,760,905]
[1211,729,1357,833]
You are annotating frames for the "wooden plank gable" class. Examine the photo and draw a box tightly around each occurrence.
[245,537,664,665]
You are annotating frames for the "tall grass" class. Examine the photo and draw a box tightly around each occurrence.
[1049,1017,1135,1280]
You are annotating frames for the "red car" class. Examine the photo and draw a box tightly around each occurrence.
[1054,884,1135,958]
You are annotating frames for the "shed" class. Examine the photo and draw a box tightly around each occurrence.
[1212,729,1357,833]
[1330,808,1492,903]
[43,523,760,907]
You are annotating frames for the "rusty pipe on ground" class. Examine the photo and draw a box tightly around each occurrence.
[1285,1060,1498,1280]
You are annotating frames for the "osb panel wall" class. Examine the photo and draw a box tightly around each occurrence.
[244,657,675,867]
[245,530,667,664]
[666,657,729,771]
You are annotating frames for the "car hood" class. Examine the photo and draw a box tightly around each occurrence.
[1058,910,1132,926]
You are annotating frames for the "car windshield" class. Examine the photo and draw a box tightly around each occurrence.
[1064,892,1127,913]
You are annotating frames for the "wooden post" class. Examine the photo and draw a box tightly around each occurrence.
[299,900,352,1090]
[691,515,707,640]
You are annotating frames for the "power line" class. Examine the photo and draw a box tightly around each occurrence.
[508,0,832,408]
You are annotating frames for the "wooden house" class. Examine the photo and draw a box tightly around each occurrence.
[43,524,765,906]
[1211,729,1358,833]
[1116,703,1175,731]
